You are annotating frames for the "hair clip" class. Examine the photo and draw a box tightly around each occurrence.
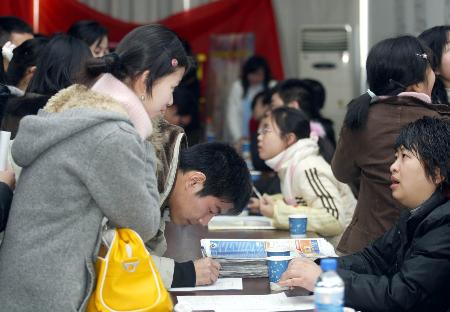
[389,78,407,90]
[416,53,428,60]
[171,58,178,67]
[367,89,376,98]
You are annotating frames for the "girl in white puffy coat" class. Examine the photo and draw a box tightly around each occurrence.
[250,107,356,247]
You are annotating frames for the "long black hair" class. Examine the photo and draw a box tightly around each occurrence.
[418,26,450,106]
[269,106,311,140]
[81,24,192,96]
[7,37,49,87]
[27,34,92,96]
[344,35,433,130]
[241,55,271,98]
[67,20,108,47]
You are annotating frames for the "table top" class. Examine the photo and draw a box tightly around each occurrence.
[164,222,314,311]
[164,222,293,261]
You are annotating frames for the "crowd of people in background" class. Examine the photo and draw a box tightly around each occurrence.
[0,14,449,312]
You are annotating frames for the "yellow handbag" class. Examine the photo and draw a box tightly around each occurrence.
[87,228,173,312]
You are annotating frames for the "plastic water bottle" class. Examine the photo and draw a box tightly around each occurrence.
[241,139,253,170]
[206,117,215,142]
[314,258,345,312]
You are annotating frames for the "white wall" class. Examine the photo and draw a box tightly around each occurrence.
[369,0,450,48]
[272,0,359,78]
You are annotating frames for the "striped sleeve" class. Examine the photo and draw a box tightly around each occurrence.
[271,165,347,237]
[272,199,343,236]
[304,168,340,220]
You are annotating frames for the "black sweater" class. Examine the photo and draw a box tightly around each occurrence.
[337,191,450,312]
[0,182,13,232]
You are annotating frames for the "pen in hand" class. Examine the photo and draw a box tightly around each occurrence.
[252,185,263,201]
[200,246,207,258]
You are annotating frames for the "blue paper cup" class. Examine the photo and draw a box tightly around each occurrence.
[266,247,290,257]
[289,214,308,238]
[266,255,292,291]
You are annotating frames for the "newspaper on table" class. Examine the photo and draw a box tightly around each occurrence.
[200,238,337,278]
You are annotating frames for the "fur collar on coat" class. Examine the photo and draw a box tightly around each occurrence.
[148,117,187,209]
[44,84,188,209]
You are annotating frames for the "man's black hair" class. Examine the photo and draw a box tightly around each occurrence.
[0,16,32,34]
[395,117,450,189]
[179,142,252,214]
[0,16,32,46]
[277,78,317,119]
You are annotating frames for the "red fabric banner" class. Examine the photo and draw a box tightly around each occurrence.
[0,0,33,28]
[1,0,284,80]
[159,0,284,80]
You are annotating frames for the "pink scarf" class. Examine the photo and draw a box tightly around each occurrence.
[374,91,432,103]
[265,138,319,205]
[91,73,153,140]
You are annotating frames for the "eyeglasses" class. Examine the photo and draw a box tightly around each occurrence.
[257,127,272,135]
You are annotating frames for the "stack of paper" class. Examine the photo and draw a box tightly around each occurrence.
[218,258,268,278]
[200,238,336,278]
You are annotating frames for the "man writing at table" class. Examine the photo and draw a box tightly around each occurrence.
[278,117,450,312]
[147,118,252,289]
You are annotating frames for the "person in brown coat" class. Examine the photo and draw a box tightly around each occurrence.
[333,35,450,254]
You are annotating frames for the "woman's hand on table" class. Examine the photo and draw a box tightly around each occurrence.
[248,197,260,213]
[259,194,274,218]
[278,257,322,291]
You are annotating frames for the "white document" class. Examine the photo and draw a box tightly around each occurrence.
[170,278,243,292]
[176,293,314,311]
[0,131,11,171]
[208,215,276,230]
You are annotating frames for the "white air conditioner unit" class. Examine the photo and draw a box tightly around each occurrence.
[298,25,356,136]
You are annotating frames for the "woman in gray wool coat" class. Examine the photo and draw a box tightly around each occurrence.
[0,24,191,312]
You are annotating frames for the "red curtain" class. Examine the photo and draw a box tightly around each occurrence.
[1,0,284,80]
[159,0,283,80]
[0,0,33,27]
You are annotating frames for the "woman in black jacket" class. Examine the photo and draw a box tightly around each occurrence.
[279,117,450,312]
[1,35,91,138]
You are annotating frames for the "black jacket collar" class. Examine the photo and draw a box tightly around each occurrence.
[407,190,447,231]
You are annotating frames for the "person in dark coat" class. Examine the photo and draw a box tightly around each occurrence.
[1,35,91,139]
[0,168,15,232]
[279,117,450,312]
[332,36,450,254]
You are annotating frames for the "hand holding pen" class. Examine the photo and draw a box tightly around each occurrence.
[248,185,269,214]
[194,246,221,286]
